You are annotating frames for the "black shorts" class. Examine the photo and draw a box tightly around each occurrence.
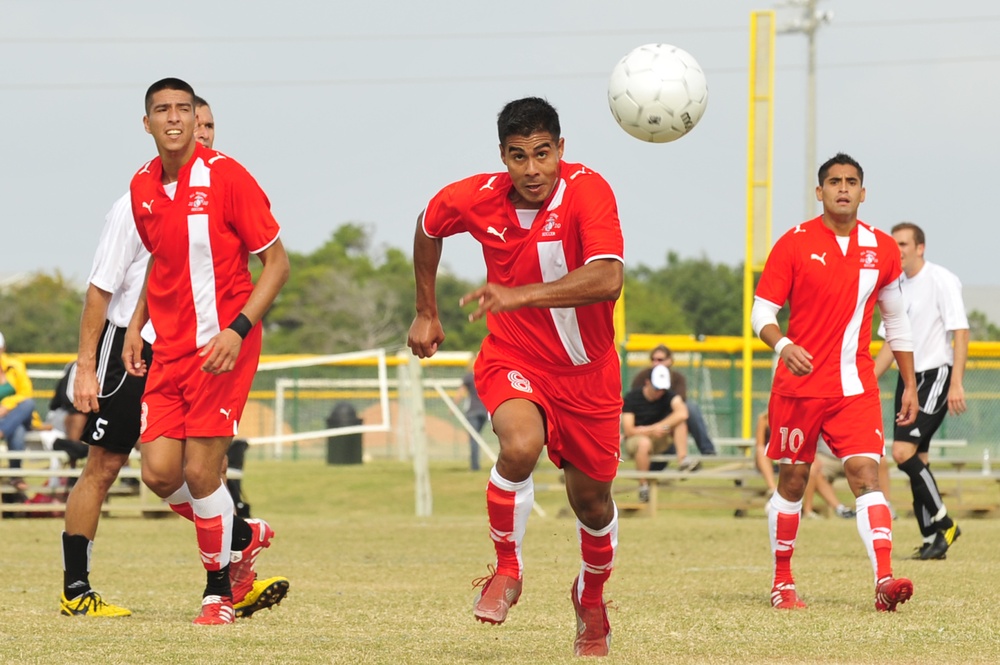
[80,321,153,455]
[892,365,951,453]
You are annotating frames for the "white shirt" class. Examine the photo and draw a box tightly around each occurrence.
[880,260,968,372]
[87,192,155,342]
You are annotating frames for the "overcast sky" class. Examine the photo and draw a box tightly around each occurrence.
[2,0,998,292]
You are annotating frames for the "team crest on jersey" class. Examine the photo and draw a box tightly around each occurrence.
[188,190,209,212]
[507,370,533,393]
[859,249,878,268]
[541,213,561,237]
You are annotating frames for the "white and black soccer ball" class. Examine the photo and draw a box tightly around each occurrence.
[608,43,709,143]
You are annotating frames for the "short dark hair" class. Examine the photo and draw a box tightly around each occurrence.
[892,221,925,246]
[817,152,863,186]
[194,95,210,108]
[144,78,196,114]
[649,344,672,361]
[497,97,560,145]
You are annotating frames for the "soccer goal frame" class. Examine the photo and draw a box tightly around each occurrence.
[249,348,392,459]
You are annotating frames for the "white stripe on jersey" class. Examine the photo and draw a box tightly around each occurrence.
[537,240,590,366]
[185,158,222,348]
[187,214,221,348]
[841,268,879,396]
[837,225,881,396]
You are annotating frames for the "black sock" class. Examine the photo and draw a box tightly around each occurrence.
[204,564,232,599]
[231,517,252,552]
[62,532,91,599]
[899,455,953,533]
[913,501,936,538]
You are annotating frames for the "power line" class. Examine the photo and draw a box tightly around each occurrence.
[1,15,998,45]
[4,52,997,93]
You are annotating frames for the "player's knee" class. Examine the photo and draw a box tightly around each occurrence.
[891,444,916,466]
[497,434,543,470]
[142,466,180,498]
[574,491,614,530]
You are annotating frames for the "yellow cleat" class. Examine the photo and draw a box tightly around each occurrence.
[233,576,289,618]
[60,590,132,617]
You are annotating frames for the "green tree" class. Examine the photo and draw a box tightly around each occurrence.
[0,273,83,352]
[263,223,487,354]
[969,310,1000,341]
[625,253,743,336]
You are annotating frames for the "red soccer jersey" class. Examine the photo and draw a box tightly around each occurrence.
[756,217,902,397]
[130,143,280,361]
[423,161,624,368]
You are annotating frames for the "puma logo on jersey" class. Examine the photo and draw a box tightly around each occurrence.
[810,252,826,265]
[220,408,232,419]
[793,224,806,234]
[208,154,227,165]
[487,226,508,243]
[141,200,154,214]
[569,167,590,180]
[479,175,498,191]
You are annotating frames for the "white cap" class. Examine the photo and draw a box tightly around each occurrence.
[650,364,671,390]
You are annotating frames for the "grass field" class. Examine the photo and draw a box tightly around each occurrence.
[2,459,999,664]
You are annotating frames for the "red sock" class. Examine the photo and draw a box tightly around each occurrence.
[768,493,802,587]
[167,483,195,521]
[577,505,618,608]
[191,484,234,572]
[855,491,894,583]
[486,468,532,580]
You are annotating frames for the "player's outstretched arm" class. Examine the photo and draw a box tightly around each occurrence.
[74,284,113,413]
[200,238,290,374]
[460,258,622,322]
[408,212,445,358]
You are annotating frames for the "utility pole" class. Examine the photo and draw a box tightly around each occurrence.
[777,0,832,219]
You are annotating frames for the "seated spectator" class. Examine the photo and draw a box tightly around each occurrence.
[756,410,853,518]
[635,345,717,455]
[754,411,777,497]
[622,365,697,502]
[0,331,36,492]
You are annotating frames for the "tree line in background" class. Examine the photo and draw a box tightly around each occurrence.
[1,222,998,354]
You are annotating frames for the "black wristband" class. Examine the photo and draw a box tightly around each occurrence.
[227,313,253,339]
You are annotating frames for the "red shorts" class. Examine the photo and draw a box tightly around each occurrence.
[140,328,261,443]
[474,336,622,483]
[767,389,885,464]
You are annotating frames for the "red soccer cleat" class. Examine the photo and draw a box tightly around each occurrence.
[192,595,234,625]
[472,566,522,625]
[230,518,275,605]
[771,583,807,609]
[875,576,913,612]
[571,576,611,657]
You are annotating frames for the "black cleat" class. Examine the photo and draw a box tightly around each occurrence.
[920,532,949,560]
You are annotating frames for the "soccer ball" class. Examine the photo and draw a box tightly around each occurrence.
[608,43,709,143]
